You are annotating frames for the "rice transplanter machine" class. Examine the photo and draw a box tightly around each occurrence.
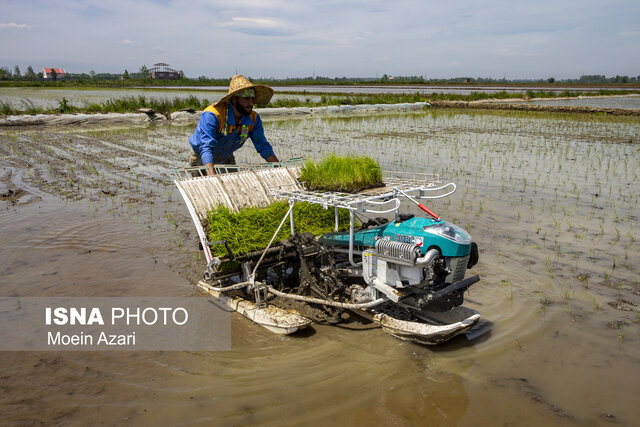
[174,161,481,345]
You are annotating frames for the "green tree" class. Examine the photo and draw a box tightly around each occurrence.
[90,70,96,79]
[123,69,129,79]
[14,65,21,78]
[547,77,555,83]
[25,65,35,78]
[139,64,149,76]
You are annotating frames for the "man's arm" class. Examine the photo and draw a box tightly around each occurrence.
[203,162,216,175]
[197,112,220,175]
[249,115,278,162]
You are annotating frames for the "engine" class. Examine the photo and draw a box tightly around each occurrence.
[328,216,480,311]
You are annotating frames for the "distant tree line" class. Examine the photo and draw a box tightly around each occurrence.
[571,74,637,84]
[1,64,638,86]
[0,64,187,82]
[365,74,640,85]
[0,64,40,79]
[212,74,640,86]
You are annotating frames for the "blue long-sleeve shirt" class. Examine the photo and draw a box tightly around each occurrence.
[189,103,275,164]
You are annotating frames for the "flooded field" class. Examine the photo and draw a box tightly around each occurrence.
[159,84,640,95]
[3,86,639,111]
[0,109,638,425]
[0,87,323,110]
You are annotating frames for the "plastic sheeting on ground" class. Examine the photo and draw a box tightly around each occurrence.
[0,111,166,127]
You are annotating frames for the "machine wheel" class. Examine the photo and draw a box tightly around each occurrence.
[468,242,479,268]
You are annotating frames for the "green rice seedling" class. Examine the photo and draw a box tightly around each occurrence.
[57,97,76,113]
[0,99,15,115]
[562,286,574,302]
[501,280,513,300]
[18,98,41,115]
[545,256,553,275]
[299,154,383,192]
[165,212,178,228]
[205,200,354,257]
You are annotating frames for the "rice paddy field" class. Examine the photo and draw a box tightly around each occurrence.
[0,86,326,111]
[2,86,639,113]
[0,107,638,425]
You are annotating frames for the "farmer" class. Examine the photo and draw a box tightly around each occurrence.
[188,74,279,175]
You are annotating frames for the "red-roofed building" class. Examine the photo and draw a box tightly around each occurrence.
[42,68,66,79]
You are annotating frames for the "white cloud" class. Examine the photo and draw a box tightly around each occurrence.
[223,17,299,36]
[0,22,32,30]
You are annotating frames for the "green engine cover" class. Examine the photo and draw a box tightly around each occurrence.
[318,217,472,257]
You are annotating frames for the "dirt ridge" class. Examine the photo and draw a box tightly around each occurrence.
[430,100,640,116]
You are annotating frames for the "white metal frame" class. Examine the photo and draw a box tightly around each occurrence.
[173,158,304,179]
[175,167,457,275]
[268,171,457,267]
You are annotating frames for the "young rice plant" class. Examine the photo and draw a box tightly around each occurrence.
[299,154,383,192]
[206,200,353,257]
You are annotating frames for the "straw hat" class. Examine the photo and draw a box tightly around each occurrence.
[213,75,274,107]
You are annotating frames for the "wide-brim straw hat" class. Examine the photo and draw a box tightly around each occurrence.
[213,75,274,108]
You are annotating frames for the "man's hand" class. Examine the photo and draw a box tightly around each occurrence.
[204,163,216,175]
[265,155,279,163]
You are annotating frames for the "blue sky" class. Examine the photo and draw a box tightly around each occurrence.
[1,0,638,79]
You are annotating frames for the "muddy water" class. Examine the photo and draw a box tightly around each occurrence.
[0,110,638,425]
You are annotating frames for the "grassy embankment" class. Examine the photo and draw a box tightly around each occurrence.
[1,89,639,117]
[206,155,381,256]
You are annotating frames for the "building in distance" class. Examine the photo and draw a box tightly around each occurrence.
[149,63,180,80]
[42,67,66,79]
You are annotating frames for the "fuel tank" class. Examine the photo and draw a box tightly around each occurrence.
[318,217,472,257]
